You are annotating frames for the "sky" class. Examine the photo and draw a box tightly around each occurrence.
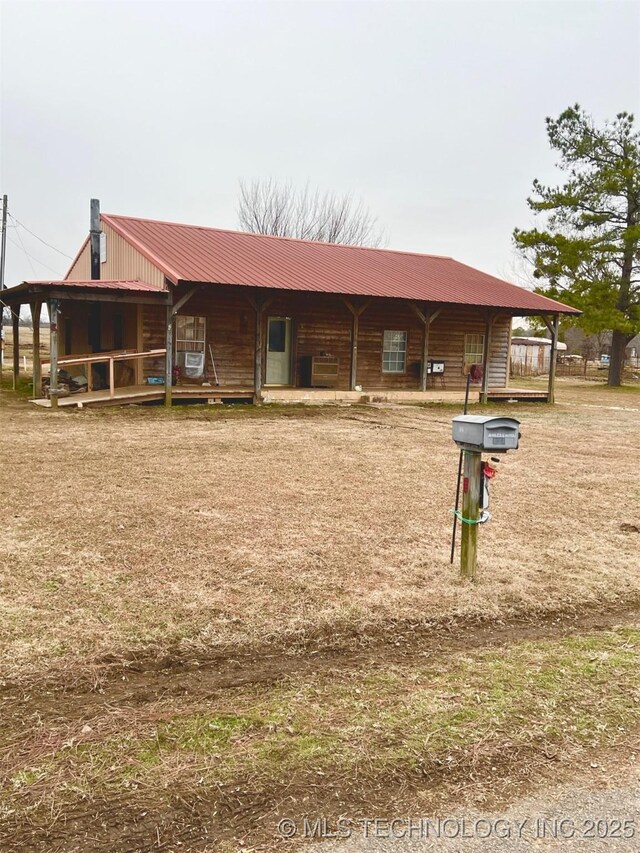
[1,0,639,289]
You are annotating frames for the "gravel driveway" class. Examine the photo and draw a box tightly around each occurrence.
[310,766,640,852]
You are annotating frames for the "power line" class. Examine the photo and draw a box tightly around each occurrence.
[8,213,73,260]
[6,234,64,277]
[9,228,38,278]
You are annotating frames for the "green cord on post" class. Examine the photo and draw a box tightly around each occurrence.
[450,508,482,525]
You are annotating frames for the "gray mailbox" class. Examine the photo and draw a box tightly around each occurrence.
[452,415,520,453]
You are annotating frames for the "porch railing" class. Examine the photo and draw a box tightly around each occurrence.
[42,348,167,398]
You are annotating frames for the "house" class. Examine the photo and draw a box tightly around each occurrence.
[510,336,568,376]
[626,334,640,368]
[2,201,579,408]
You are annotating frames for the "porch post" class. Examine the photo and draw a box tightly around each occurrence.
[420,311,430,392]
[547,313,559,404]
[12,304,20,390]
[30,300,42,398]
[342,299,369,391]
[49,299,59,408]
[410,303,430,391]
[350,311,360,391]
[410,304,442,391]
[164,301,173,406]
[254,300,263,403]
[480,313,493,404]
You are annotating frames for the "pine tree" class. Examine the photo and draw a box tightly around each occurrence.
[514,105,640,386]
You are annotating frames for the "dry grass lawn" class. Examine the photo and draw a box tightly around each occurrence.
[0,379,638,681]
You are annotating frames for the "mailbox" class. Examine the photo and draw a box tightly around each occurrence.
[452,415,520,453]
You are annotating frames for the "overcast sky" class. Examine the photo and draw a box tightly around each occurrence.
[1,0,639,288]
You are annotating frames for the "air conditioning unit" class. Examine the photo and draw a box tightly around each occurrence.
[177,351,205,377]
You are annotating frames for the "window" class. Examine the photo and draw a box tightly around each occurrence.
[268,318,287,353]
[464,333,485,369]
[175,315,206,378]
[382,330,407,373]
[175,315,206,353]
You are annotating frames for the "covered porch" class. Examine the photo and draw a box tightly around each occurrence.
[3,279,563,408]
[3,279,172,407]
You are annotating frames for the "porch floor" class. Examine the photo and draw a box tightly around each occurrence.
[32,384,255,407]
[483,388,550,402]
[30,384,550,408]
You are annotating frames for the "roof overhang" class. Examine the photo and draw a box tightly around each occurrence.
[174,279,581,317]
[0,279,170,305]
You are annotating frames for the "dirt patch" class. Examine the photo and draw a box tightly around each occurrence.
[2,600,639,723]
[2,620,639,852]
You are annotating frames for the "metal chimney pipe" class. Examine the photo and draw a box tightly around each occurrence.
[90,198,100,280]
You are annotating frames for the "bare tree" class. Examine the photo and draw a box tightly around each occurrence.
[237,179,385,247]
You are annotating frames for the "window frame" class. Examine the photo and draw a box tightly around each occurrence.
[463,333,485,371]
[382,329,408,374]
[175,314,206,355]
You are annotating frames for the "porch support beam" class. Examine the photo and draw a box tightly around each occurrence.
[164,299,173,407]
[30,300,42,398]
[342,298,370,391]
[246,292,274,404]
[171,285,201,316]
[31,290,170,306]
[541,313,560,403]
[12,304,20,390]
[255,305,263,403]
[410,304,442,391]
[48,299,60,408]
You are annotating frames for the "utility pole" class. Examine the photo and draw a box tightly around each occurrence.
[0,194,7,372]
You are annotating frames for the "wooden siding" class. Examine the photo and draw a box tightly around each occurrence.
[66,222,166,288]
[167,288,511,392]
[262,292,352,388]
[358,300,424,389]
[59,301,137,357]
[141,303,166,379]
[175,286,255,387]
[57,300,139,387]
[60,283,512,393]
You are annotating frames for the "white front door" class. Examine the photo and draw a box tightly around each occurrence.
[266,317,292,385]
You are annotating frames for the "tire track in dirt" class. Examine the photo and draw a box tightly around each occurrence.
[2,601,639,727]
[2,602,639,853]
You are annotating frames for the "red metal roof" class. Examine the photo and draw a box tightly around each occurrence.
[23,278,163,292]
[101,213,578,314]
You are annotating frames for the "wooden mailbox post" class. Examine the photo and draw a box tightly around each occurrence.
[451,414,521,580]
[460,450,482,579]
